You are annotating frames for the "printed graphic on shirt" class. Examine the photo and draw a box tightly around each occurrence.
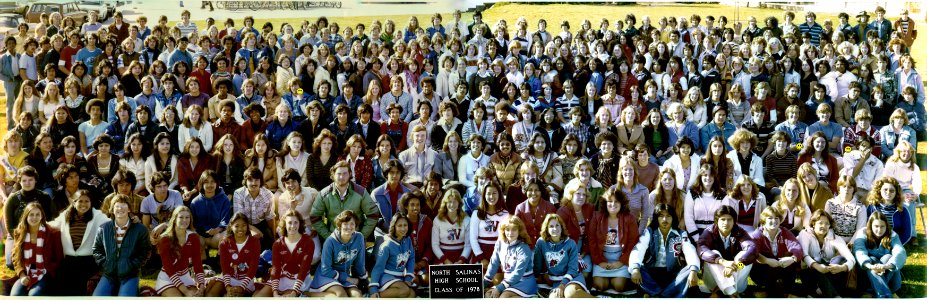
[335,249,359,265]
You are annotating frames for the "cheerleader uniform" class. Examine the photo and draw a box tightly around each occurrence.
[534,237,588,292]
[431,216,471,263]
[215,235,262,293]
[155,231,205,294]
[305,231,368,292]
[270,234,315,294]
[468,209,510,262]
[370,236,415,294]
[484,239,538,297]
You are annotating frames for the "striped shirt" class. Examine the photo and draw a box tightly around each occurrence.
[115,222,129,248]
[798,22,824,46]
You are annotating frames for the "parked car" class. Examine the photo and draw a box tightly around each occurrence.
[24,0,87,26]
[79,0,116,21]
[0,13,23,43]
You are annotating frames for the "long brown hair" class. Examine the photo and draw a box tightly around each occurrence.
[12,202,49,268]
[653,168,685,223]
[161,206,193,257]
[865,211,892,250]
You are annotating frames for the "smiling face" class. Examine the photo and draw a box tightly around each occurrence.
[546,218,562,239]
[503,223,519,242]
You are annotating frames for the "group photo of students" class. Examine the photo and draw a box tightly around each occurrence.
[0,1,923,298]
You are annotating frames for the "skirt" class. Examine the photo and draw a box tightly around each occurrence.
[472,242,495,263]
[439,249,466,263]
[155,271,197,294]
[305,274,356,293]
[205,276,257,293]
[275,277,298,292]
[377,273,407,291]
[591,248,630,278]
[500,275,538,297]
[548,273,589,293]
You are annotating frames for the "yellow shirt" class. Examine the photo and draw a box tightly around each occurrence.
[1,151,29,182]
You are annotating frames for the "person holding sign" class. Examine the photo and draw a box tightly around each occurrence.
[533,214,593,298]
[304,210,368,297]
[370,214,417,298]
[483,216,537,298]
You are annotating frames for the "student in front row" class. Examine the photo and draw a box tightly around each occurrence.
[483,216,537,298]
[10,202,63,296]
[305,210,368,297]
[534,214,594,298]
[269,209,315,297]
[207,212,268,296]
[92,195,151,296]
[697,205,755,297]
[629,204,700,298]
[853,211,907,298]
[370,213,417,298]
[155,206,205,297]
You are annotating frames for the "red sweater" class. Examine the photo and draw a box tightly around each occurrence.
[219,235,261,291]
[556,202,595,254]
[177,156,214,191]
[587,212,639,265]
[270,234,315,293]
[158,231,205,288]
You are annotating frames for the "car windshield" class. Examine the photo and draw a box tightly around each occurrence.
[0,15,20,27]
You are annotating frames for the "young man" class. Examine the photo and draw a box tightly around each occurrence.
[309,161,380,240]
[92,195,151,296]
[18,37,38,81]
[1,37,19,129]
[398,125,439,184]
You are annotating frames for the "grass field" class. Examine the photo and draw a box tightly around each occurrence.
[0,2,925,297]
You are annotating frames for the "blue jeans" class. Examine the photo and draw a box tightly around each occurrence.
[638,265,695,297]
[92,276,139,296]
[11,276,50,296]
[4,79,18,130]
[867,255,902,298]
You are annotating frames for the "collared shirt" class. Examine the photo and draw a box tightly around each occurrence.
[115,219,130,248]
[233,187,274,223]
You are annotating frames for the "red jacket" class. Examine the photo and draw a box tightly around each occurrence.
[177,156,214,192]
[219,235,261,291]
[587,211,639,265]
[239,119,268,150]
[409,214,433,264]
[796,153,839,192]
[270,234,315,293]
[158,232,205,288]
[556,202,595,254]
[13,227,63,283]
[341,154,373,190]
[514,199,557,248]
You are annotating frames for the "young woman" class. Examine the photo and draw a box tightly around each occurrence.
[304,210,367,297]
[629,204,700,298]
[275,132,310,189]
[615,106,644,154]
[557,134,584,184]
[662,137,701,190]
[865,177,913,245]
[824,176,868,243]
[853,211,907,298]
[749,207,803,298]
[243,134,279,193]
[489,133,521,191]
[92,195,151,296]
[697,205,754,297]
[47,189,107,295]
[177,137,212,202]
[882,140,921,225]
[797,209,856,298]
[878,109,917,160]
[205,213,269,297]
[772,178,813,235]
[796,131,839,193]
[370,214,417,298]
[795,161,835,213]
[590,132,619,189]
[380,103,410,152]
[615,156,651,234]
[722,176,767,232]
[522,132,563,196]
[539,108,566,152]
[177,105,214,152]
[703,135,735,191]
[10,202,63,296]
[78,99,109,156]
[588,188,640,294]
[144,133,179,192]
[649,169,690,231]
[85,135,121,197]
[306,129,338,191]
[44,104,79,147]
[212,134,246,194]
[684,165,727,239]
[514,178,557,247]
[155,206,206,297]
[269,209,315,297]
[483,216,538,298]
[534,214,594,298]
[436,132,463,182]
[461,101,494,152]
[469,181,510,270]
[432,189,471,264]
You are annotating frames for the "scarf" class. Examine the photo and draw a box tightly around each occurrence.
[23,225,48,287]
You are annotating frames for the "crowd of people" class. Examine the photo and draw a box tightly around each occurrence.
[0,3,922,298]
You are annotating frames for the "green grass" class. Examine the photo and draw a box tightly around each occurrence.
[1,2,926,297]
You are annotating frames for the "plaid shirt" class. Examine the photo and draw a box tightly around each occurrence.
[233,187,275,224]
